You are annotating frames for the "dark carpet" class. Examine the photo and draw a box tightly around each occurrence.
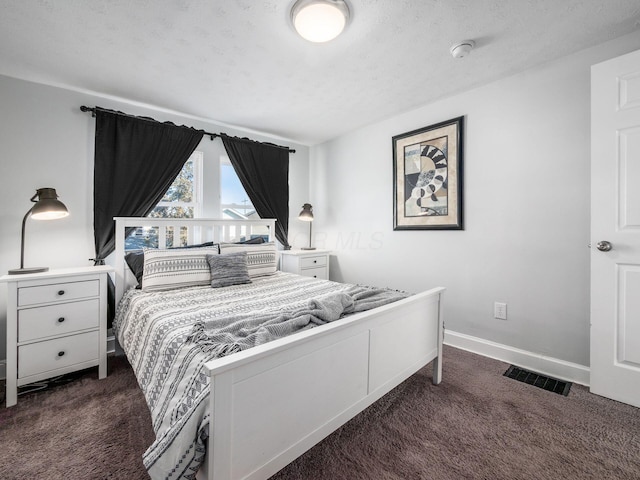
[1,346,638,480]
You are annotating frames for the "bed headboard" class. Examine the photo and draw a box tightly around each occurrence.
[114,217,276,305]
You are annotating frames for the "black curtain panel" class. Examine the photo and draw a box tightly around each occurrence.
[93,108,204,260]
[92,107,204,322]
[221,135,290,248]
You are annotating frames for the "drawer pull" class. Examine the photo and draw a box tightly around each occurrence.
[313,275,317,278]
[313,260,317,263]
[57,317,65,323]
[58,290,65,296]
[57,351,65,357]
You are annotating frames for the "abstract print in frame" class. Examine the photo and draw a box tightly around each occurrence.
[393,116,464,230]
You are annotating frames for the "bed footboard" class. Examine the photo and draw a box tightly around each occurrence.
[203,287,445,480]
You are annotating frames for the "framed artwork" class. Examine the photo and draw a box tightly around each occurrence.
[393,116,464,230]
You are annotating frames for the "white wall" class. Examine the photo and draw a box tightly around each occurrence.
[310,31,640,368]
[0,76,310,362]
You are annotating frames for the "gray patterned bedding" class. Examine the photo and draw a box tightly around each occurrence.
[113,272,407,480]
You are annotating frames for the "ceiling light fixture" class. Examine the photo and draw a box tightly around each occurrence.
[450,40,476,59]
[291,0,350,43]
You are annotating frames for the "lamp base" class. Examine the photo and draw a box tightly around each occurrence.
[8,267,49,275]
[301,247,316,250]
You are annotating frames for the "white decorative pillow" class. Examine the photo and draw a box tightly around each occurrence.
[218,242,277,278]
[141,247,219,291]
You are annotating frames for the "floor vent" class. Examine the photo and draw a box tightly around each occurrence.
[504,365,571,396]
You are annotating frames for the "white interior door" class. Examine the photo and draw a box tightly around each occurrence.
[590,48,640,408]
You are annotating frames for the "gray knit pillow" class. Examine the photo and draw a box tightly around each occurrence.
[218,242,277,278]
[206,252,252,288]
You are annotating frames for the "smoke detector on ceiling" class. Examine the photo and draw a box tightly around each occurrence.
[450,40,475,58]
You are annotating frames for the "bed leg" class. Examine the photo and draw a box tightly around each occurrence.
[210,371,234,480]
[432,355,442,385]
[432,291,444,385]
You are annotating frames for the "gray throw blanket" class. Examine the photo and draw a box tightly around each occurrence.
[187,285,409,358]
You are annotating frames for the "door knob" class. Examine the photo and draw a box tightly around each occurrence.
[596,241,612,252]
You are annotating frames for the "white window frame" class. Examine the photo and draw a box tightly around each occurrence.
[153,150,203,218]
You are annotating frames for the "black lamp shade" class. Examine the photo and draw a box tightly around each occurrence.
[8,188,69,275]
[30,188,69,220]
[298,203,314,222]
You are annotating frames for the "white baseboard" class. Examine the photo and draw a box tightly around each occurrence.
[444,330,590,386]
[0,360,5,381]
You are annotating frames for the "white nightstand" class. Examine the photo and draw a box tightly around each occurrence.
[1,266,113,407]
[280,250,331,280]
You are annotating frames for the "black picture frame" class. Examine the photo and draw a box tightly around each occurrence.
[393,116,464,230]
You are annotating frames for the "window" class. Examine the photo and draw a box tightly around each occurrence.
[220,155,254,219]
[149,151,203,218]
[220,157,269,242]
[125,151,203,250]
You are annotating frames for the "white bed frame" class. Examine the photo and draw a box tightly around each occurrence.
[114,217,445,480]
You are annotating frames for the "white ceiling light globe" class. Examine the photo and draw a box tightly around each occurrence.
[292,1,350,43]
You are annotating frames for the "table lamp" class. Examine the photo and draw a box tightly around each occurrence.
[8,188,69,275]
[298,203,315,250]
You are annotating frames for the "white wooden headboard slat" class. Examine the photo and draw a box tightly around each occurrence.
[113,217,276,305]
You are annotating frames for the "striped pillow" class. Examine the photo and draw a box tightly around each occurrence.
[125,242,219,289]
[218,242,277,278]
[206,252,251,288]
[141,247,219,291]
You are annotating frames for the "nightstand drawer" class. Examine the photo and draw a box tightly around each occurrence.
[18,331,99,378]
[18,280,99,307]
[301,266,328,280]
[18,299,100,342]
[300,256,327,269]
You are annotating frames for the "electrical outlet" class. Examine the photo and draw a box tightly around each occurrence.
[494,302,507,320]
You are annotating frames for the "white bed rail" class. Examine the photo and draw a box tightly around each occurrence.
[114,217,276,305]
[204,286,445,480]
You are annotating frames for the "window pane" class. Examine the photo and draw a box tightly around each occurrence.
[149,206,194,218]
[125,227,159,250]
[162,159,193,203]
[221,163,254,216]
[123,226,190,250]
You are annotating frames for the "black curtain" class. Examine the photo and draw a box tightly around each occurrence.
[221,135,290,247]
[93,107,204,322]
[93,108,204,259]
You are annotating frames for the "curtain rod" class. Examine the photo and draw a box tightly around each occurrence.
[79,106,296,153]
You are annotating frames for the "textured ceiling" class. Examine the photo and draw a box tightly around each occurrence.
[1,0,640,145]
